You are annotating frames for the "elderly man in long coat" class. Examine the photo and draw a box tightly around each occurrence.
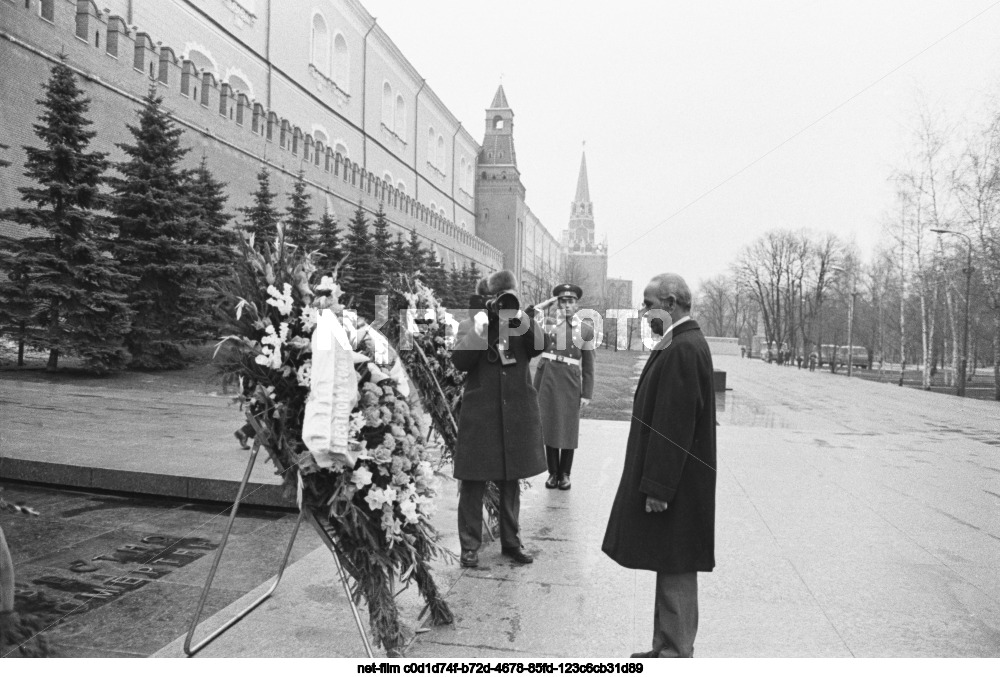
[602,273,716,658]
[452,270,546,568]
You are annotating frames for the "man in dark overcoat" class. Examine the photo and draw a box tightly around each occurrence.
[602,273,716,658]
[452,270,546,568]
[533,283,596,490]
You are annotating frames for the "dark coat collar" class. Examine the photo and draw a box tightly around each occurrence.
[637,319,701,390]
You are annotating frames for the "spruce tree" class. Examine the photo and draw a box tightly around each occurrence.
[422,246,449,300]
[181,157,237,337]
[110,87,202,369]
[315,209,343,273]
[240,166,279,244]
[405,229,427,280]
[0,141,29,366]
[447,265,465,309]
[342,205,378,319]
[389,232,408,280]
[284,171,316,250]
[370,204,393,290]
[0,61,132,373]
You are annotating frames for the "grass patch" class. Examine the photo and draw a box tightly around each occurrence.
[584,347,644,421]
[0,340,227,395]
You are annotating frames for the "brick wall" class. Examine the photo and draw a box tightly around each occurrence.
[0,0,501,271]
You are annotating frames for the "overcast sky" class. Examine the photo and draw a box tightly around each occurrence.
[363,0,1000,302]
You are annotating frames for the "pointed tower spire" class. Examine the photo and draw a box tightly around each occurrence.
[574,146,591,204]
[567,144,596,248]
[490,84,510,109]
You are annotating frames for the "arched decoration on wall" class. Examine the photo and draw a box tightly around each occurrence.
[427,126,436,164]
[184,44,218,74]
[311,12,330,76]
[224,68,255,100]
[312,126,330,156]
[333,33,349,89]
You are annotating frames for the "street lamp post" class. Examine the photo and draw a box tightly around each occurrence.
[930,229,974,397]
[847,284,858,378]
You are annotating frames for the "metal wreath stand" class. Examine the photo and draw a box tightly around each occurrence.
[183,415,374,657]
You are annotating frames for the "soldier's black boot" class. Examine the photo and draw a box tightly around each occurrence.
[558,449,575,490]
[545,446,560,489]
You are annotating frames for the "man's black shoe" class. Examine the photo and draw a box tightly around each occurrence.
[460,550,479,568]
[629,650,660,658]
[501,546,534,564]
[558,474,572,490]
[234,430,250,450]
[545,473,558,489]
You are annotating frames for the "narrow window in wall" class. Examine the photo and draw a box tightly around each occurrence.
[381,82,393,127]
[394,95,406,139]
[333,34,349,90]
[311,14,330,75]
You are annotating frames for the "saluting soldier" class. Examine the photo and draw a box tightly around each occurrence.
[533,283,596,490]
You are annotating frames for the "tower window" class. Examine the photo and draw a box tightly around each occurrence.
[493,115,504,130]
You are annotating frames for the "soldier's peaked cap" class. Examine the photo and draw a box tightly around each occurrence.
[553,283,583,300]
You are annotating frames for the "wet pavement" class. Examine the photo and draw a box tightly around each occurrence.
[3,353,1000,657]
[155,354,1000,658]
[0,483,317,657]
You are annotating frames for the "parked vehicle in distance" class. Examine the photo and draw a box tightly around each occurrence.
[838,345,869,369]
[819,344,868,369]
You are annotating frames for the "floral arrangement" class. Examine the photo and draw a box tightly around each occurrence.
[1,491,48,658]
[216,231,452,655]
[392,278,465,464]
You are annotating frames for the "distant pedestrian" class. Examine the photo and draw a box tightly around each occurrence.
[534,283,596,491]
[740,345,746,358]
[603,273,716,658]
[808,351,817,372]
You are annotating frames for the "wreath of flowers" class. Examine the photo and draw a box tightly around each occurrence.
[216,231,452,655]
[1,491,48,658]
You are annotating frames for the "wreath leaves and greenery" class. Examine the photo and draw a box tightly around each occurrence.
[216,229,452,655]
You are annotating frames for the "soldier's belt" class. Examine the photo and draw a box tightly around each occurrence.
[541,352,581,366]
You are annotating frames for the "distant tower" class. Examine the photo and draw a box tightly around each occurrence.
[568,148,595,247]
[475,85,528,282]
[563,147,607,307]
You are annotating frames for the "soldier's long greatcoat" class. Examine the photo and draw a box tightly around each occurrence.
[533,318,596,449]
[602,319,717,574]
[451,314,547,481]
